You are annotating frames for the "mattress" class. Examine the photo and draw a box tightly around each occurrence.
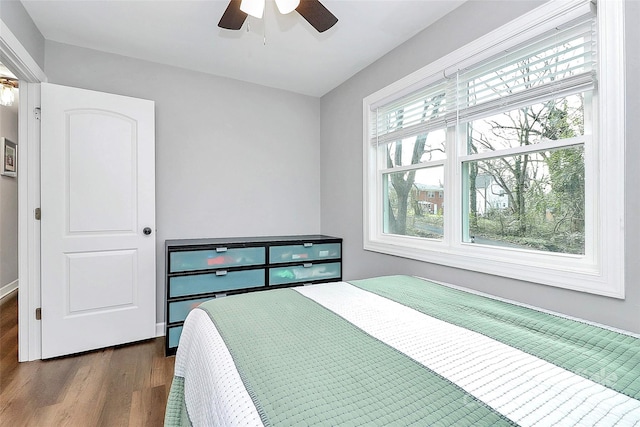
[165,275,640,426]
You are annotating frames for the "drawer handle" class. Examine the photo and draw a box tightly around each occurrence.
[303,263,313,268]
[216,247,228,253]
[215,270,228,276]
[303,243,313,248]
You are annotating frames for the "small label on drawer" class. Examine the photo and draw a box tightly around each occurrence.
[319,250,329,257]
[292,254,308,260]
[208,255,232,265]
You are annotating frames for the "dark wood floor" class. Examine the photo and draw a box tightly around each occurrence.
[0,291,175,426]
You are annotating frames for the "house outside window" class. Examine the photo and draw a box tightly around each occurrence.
[475,175,509,215]
[363,0,625,297]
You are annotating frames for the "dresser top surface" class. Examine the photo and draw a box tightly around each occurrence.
[166,235,341,248]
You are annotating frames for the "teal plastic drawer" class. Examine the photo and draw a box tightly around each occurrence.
[269,262,341,285]
[168,296,212,323]
[169,269,265,298]
[269,243,341,264]
[169,246,265,272]
[167,325,183,349]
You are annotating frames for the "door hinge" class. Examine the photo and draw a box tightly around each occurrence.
[35,307,42,320]
[35,208,41,220]
[34,107,41,120]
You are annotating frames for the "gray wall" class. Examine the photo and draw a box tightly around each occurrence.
[0,0,45,70]
[4,0,639,333]
[320,0,640,333]
[44,41,321,323]
[0,98,18,291]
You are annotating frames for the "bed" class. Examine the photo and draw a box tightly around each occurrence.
[164,275,640,426]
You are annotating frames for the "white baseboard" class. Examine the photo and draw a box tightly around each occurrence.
[156,322,165,337]
[0,279,18,300]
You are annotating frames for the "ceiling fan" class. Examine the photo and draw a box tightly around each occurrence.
[218,0,338,33]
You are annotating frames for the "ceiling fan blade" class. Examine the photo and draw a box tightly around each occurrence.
[218,0,248,30]
[296,0,338,33]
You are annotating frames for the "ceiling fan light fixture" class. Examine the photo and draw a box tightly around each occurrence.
[275,0,300,15]
[218,0,338,33]
[240,0,265,19]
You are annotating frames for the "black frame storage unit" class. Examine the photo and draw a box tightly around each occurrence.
[165,235,342,355]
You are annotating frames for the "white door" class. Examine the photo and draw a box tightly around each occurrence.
[40,83,156,359]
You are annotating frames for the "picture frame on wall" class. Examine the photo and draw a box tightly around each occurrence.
[1,137,17,177]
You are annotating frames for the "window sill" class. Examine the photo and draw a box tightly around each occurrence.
[364,237,623,299]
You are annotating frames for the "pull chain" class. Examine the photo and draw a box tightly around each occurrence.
[244,12,266,45]
[263,6,267,45]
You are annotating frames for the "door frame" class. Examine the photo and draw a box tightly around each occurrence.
[1,19,47,361]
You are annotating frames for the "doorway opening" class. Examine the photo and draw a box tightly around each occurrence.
[0,59,21,366]
[0,62,19,304]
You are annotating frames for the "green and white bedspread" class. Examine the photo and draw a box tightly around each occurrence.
[165,275,640,426]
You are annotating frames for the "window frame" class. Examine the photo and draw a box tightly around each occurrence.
[362,0,625,298]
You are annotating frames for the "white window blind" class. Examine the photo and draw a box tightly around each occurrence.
[371,13,596,146]
[456,18,596,124]
[371,82,448,146]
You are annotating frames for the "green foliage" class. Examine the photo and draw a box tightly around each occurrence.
[468,93,586,254]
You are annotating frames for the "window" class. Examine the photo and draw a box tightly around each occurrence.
[363,0,625,297]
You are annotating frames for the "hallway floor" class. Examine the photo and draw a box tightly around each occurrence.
[0,292,175,426]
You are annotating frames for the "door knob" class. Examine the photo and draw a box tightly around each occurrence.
[143,227,153,235]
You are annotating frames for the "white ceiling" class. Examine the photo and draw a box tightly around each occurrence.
[21,0,464,97]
